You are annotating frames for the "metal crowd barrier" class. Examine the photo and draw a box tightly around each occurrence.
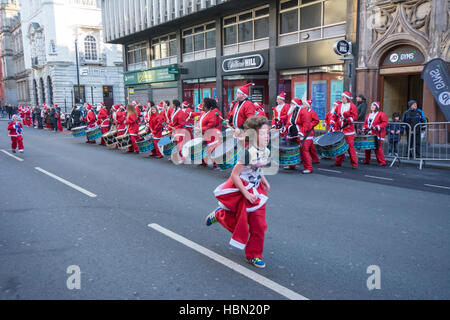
[414,122,450,170]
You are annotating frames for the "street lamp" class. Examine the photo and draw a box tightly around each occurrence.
[75,38,81,104]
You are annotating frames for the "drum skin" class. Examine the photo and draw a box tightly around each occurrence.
[116,134,131,149]
[314,132,349,157]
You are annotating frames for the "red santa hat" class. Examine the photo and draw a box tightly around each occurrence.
[197,103,203,110]
[86,104,93,110]
[291,98,303,107]
[132,100,139,106]
[157,102,163,108]
[342,91,353,100]
[277,92,286,100]
[303,99,313,108]
[237,83,254,97]
[54,104,59,107]
[113,104,120,111]
[254,102,264,110]
[372,101,381,110]
[182,101,189,108]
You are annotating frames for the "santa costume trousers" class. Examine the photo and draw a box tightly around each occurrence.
[300,139,314,171]
[335,134,358,167]
[11,136,24,151]
[100,127,109,145]
[129,135,139,152]
[364,139,386,165]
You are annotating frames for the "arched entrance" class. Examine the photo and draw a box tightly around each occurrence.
[47,76,54,105]
[378,45,426,119]
[40,78,46,104]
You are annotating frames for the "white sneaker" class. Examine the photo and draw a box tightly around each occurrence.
[302,170,312,174]
[19,150,24,153]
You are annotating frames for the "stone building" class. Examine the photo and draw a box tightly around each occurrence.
[356,0,449,121]
[21,0,125,113]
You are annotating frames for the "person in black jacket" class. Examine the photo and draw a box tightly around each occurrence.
[402,100,426,158]
[386,112,405,156]
[356,94,368,122]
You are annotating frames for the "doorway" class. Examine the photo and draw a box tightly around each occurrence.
[382,73,423,120]
[103,86,114,108]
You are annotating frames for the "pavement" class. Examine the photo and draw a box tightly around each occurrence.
[0,122,449,300]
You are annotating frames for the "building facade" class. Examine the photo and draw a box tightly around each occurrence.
[11,11,30,106]
[21,0,125,113]
[0,0,20,106]
[102,0,357,121]
[357,0,448,122]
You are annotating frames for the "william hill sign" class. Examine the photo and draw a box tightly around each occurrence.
[222,54,264,73]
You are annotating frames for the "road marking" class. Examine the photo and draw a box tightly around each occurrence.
[365,175,394,181]
[424,184,450,190]
[318,168,342,174]
[35,167,97,198]
[1,149,24,162]
[148,223,308,300]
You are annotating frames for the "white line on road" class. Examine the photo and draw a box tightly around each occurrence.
[365,175,394,181]
[318,168,342,174]
[35,167,97,198]
[424,184,450,190]
[148,223,308,300]
[1,149,24,162]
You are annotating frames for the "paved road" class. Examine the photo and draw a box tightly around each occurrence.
[1,122,449,300]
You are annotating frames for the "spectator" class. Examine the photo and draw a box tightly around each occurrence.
[356,94,367,122]
[402,100,426,158]
[71,105,82,127]
[387,112,404,157]
[35,105,43,129]
[31,107,36,126]
[7,105,13,119]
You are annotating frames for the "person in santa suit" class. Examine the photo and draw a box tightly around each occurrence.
[96,103,110,146]
[24,106,32,127]
[163,100,174,128]
[205,116,271,268]
[147,105,165,158]
[181,101,195,130]
[283,98,314,173]
[325,101,341,132]
[227,83,257,134]
[303,99,320,165]
[54,104,63,132]
[330,91,359,169]
[115,105,127,137]
[170,99,189,161]
[18,106,25,123]
[362,101,388,166]
[84,104,97,144]
[125,104,140,153]
[272,92,289,129]
[7,115,24,153]
[195,98,222,167]
[254,102,267,118]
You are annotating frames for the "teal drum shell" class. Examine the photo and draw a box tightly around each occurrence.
[315,132,349,157]
[137,138,155,153]
[71,126,87,137]
[163,141,176,156]
[211,139,242,170]
[272,139,301,166]
[86,127,102,141]
[354,134,377,150]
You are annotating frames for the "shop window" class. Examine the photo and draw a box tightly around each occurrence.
[222,5,269,56]
[182,78,217,110]
[182,21,216,61]
[279,0,347,46]
[73,85,86,104]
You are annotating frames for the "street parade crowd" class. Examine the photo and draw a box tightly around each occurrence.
[5,83,428,268]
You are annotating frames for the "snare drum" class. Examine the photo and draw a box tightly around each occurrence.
[182,138,207,162]
[116,133,131,150]
[138,125,150,141]
[272,139,301,166]
[137,137,155,153]
[314,132,348,157]
[86,127,102,141]
[211,138,242,170]
[71,126,87,137]
[103,130,118,147]
[354,134,377,150]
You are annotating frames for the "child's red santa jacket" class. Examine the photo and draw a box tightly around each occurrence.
[8,121,23,137]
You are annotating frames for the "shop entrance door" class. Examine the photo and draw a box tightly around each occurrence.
[381,73,423,119]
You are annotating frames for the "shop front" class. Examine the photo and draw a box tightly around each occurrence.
[276,38,345,123]
[124,65,179,105]
[220,50,269,116]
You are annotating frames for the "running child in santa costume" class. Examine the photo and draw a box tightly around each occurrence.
[125,104,140,153]
[303,99,321,165]
[96,103,110,146]
[7,115,24,153]
[205,116,271,268]
[84,104,97,144]
[362,101,388,166]
[147,105,165,158]
[272,92,289,129]
[330,91,359,169]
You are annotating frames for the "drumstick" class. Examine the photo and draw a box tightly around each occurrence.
[215,113,233,129]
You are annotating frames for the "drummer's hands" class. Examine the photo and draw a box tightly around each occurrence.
[244,191,258,204]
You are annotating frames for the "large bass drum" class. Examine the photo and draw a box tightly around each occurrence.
[314,132,348,157]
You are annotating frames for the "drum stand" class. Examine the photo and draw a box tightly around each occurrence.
[389,154,401,168]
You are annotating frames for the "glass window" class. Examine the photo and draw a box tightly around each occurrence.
[324,0,346,25]
[161,41,168,58]
[254,17,269,39]
[206,23,215,30]
[280,9,298,34]
[238,21,253,42]
[255,7,269,17]
[239,12,252,21]
[169,40,177,56]
[194,33,205,51]
[205,30,216,49]
[183,29,193,36]
[224,25,237,45]
[153,44,161,60]
[281,0,298,10]
[184,36,193,53]
[84,35,97,60]
[194,26,204,33]
[224,17,236,25]
[300,3,322,30]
